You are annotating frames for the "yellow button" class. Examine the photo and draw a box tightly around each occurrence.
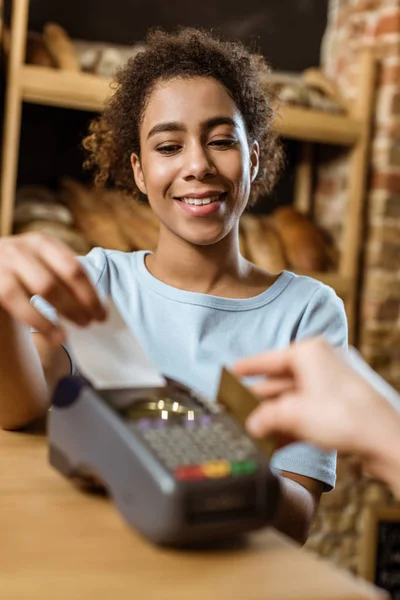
[202,460,231,478]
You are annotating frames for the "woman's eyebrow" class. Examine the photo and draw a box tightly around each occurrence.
[147,122,186,139]
[147,116,237,140]
[203,116,236,130]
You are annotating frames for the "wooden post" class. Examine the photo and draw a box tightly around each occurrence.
[294,142,314,215]
[340,48,377,345]
[0,0,30,236]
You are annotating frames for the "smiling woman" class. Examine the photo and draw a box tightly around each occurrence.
[130,76,258,247]
[83,28,283,206]
[0,27,347,545]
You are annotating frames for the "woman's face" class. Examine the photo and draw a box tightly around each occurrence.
[131,76,259,247]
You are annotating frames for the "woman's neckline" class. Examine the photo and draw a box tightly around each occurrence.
[133,250,294,310]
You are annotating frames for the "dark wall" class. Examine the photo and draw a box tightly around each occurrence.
[25,0,327,72]
[3,0,328,210]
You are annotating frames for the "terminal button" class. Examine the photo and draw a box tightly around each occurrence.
[202,460,231,478]
[231,460,257,476]
[175,465,205,481]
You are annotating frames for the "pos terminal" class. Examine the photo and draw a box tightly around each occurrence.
[48,303,280,546]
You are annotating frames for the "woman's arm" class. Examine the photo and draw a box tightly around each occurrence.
[0,309,49,430]
[272,471,323,545]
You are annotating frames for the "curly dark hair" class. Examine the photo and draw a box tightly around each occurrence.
[83,27,284,206]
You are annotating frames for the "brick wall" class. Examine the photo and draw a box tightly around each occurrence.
[317,0,400,388]
[305,0,400,574]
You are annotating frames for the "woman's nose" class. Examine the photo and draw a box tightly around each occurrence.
[181,143,217,181]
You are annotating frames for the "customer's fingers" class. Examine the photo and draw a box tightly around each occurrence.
[246,396,293,437]
[234,349,293,378]
[249,377,294,399]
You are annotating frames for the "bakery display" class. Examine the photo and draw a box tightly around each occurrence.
[12,181,336,272]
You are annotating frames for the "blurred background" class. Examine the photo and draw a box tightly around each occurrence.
[2,0,328,198]
[1,0,399,594]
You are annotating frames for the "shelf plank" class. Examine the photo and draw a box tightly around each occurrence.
[19,66,362,145]
[274,105,362,146]
[20,65,113,112]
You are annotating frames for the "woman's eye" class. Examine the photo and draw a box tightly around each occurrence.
[157,144,181,155]
[209,139,237,149]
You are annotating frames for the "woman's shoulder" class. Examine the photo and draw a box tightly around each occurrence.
[249,262,340,304]
[282,271,340,301]
[284,272,348,347]
[77,247,145,288]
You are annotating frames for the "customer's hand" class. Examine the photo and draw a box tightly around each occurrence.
[0,233,106,343]
[234,338,394,457]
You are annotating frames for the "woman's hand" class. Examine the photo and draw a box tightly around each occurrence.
[0,233,106,343]
[233,338,394,457]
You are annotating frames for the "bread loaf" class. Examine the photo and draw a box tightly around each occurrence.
[16,185,58,205]
[61,179,131,251]
[240,214,288,273]
[14,201,73,227]
[43,23,80,71]
[270,206,333,272]
[72,40,146,75]
[302,68,349,112]
[15,221,91,255]
[102,190,159,250]
[26,32,54,67]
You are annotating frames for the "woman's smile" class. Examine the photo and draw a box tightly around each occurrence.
[174,190,228,217]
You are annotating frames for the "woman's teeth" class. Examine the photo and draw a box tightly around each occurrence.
[181,195,222,206]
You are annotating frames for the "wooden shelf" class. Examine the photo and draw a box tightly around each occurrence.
[19,65,362,146]
[20,65,113,112]
[275,105,362,146]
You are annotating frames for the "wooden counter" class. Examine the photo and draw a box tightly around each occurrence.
[0,430,386,600]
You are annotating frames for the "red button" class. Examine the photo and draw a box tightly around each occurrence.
[175,465,205,480]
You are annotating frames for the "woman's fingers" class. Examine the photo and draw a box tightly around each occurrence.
[0,233,107,333]
[6,249,92,326]
[0,274,65,343]
[27,234,106,321]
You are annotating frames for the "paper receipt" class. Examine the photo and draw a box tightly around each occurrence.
[61,300,166,390]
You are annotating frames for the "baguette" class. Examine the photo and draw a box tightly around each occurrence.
[240,214,288,273]
[61,179,131,251]
[43,23,80,71]
[16,185,58,205]
[302,68,349,112]
[102,191,160,250]
[14,201,73,227]
[270,206,333,272]
[26,31,54,67]
[15,221,91,255]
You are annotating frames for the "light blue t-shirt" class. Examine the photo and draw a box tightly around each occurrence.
[33,248,348,490]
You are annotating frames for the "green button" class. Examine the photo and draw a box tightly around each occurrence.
[231,460,257,475]
[231,462,244,475]
[241,460,257,474]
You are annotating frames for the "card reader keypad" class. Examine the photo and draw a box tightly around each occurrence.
[132,415,259,480]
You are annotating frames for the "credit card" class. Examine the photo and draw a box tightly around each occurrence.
[217,368,275,459]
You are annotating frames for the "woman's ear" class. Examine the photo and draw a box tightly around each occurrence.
[130,153,147,195]
[250,141,260,183]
